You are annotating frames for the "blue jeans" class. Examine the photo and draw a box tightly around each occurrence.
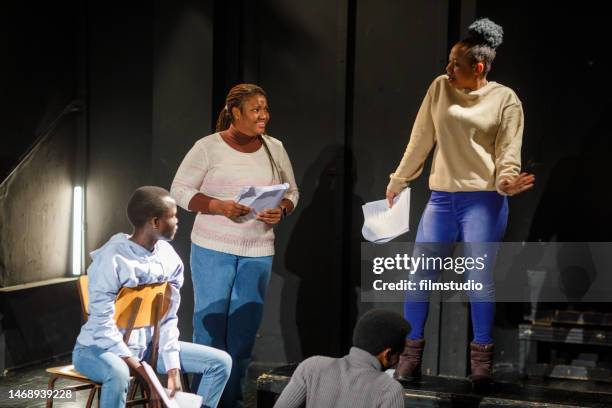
[72,341,232,408]
[404,190,508,344]
[191,244,273,408]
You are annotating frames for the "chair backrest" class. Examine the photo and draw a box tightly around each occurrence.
[77,275,89,322]
[115,282,171,368]
[114,282,171,330]
[77,274,171,368]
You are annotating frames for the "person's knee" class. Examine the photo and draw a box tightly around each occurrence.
[200,349,233,380]
[216,350,233,379]
[104,360,130,390]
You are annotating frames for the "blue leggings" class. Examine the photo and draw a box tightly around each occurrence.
[404,190,508,344]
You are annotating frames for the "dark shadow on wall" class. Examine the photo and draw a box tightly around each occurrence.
[519,102,612,320]
[342,147,370,353]
[280,145,365,361]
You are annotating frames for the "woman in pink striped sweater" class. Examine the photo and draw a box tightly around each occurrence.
[171,84,299,407]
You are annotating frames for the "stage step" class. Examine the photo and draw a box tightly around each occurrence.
[257,365,612,407]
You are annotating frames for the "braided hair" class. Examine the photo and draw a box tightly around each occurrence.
[215,83,267,132]
[215,83,282,183]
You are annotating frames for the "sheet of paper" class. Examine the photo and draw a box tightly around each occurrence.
[163,389,203,408]
[235,183,289,219]
[361,188,410,243]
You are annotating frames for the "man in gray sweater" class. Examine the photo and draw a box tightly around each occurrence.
[274,309,409,408]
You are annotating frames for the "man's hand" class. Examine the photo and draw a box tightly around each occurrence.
[121,357,162,408]
[498,172,535,196]
[167,368,183,398]
[209,200,251,220]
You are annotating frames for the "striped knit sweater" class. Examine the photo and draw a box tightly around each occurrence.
[171,133,299,257]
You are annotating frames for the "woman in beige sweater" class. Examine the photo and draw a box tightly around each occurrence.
[387,18,534,388]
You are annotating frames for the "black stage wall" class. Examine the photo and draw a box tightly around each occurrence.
[0,1,83,371]
[475,0,612,373]
[1,0,610,375]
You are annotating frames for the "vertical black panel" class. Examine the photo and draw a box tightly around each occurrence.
[153,0,215,341]
[86,4,154,251]
[243,0,351,363]
[352,0,449,374]
[475,0,612,368]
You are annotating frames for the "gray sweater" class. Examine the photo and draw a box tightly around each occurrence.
[274,347,404,408]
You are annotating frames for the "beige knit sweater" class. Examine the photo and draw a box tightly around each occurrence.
[387,75,524,195]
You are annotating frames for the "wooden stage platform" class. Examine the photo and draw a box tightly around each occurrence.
[257,364,612,407]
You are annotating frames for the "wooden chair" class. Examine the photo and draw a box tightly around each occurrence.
[46,275,171,407]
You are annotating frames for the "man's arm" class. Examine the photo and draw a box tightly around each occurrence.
[158,256,184,374]
[273,361,309,408]
[379,380,405,408]
[87,254,133,357]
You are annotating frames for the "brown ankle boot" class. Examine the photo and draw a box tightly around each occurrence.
[394,339,425,382]
[469,342,494,389]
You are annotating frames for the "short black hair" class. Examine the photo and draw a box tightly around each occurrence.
[126,186,173,228]
[352,309,410,356]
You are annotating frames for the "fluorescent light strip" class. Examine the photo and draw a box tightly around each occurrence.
[72,186,83,275]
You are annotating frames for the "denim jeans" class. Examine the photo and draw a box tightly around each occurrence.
[73,341,232,408]
[190,244,273,408]
[404,190,508,344]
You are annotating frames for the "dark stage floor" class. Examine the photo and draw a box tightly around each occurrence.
[0,356,259,408]
[3,359,612,407]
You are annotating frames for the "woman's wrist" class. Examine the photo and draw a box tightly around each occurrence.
[208,199,221,215]
[188,193,214,214]
[279,199,294,218]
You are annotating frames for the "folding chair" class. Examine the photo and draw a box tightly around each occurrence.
[46,275,171,407]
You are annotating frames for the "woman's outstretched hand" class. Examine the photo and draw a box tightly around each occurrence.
[498,172,535,196]
[386,190,399,208]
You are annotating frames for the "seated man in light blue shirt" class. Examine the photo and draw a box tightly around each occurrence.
[73,186,232,408]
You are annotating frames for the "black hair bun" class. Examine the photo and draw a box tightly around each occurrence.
[468,18,503,49]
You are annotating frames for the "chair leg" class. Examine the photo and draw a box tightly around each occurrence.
[141,384,150,408]
[127,380,139,402]
[182,372,191,393]
[85,386,97,408]
[45,375,58,408]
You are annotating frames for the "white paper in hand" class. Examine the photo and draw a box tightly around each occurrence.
[163,389,203,408]
[362,188,410,243]
[141,361,179,408]
[141,362,203,408]
[235,183,289,219]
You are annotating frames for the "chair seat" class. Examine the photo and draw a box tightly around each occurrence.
[46,365,95,382]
